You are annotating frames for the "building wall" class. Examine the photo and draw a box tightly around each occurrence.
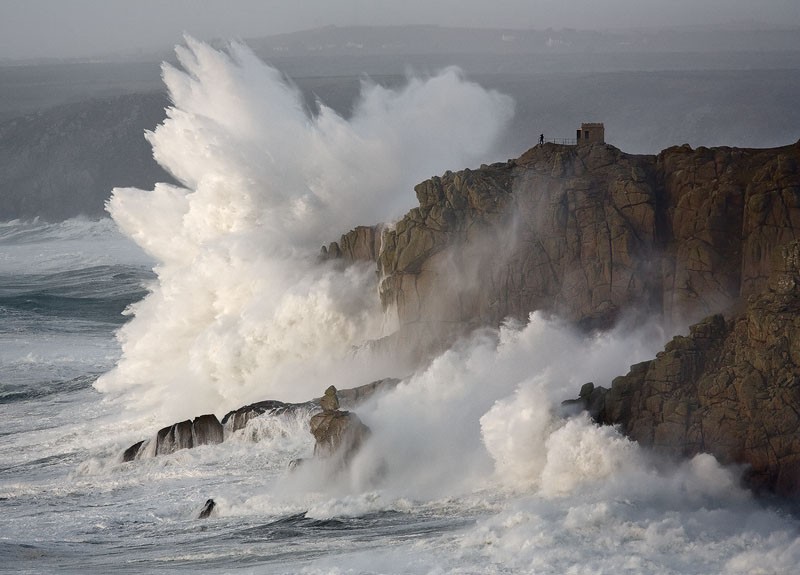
[577,123,605,145]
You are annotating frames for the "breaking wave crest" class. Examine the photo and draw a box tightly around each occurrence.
[95,37,514,423]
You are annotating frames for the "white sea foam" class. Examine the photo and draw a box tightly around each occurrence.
[96,37,514,424]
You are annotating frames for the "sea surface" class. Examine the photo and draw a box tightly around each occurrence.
[3,216,800,575]
[2,38,800,574]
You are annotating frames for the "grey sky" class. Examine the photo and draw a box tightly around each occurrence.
[1,0,799,60]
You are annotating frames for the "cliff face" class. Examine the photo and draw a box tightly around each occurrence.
[599,241,800,496]
[328,141,800,352]
[325,140,800,495]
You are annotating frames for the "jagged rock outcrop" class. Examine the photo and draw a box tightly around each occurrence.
[308,386,370,465]
[321,225,383,263]
[327,141,800,358]
[121,379,396,462]
[122,413,224,462]
[561,382,607,421]
[588,241,800,496]
[334,378,399,409]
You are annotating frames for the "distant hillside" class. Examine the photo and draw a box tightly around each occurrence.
[245,24,800,58]
[0,92,172,221]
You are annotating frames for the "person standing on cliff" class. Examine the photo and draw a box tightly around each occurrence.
[539,133,544,145]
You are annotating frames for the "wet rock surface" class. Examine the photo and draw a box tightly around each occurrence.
[122,413,224,462]
[308,386,370,465]
[121,379,396,462]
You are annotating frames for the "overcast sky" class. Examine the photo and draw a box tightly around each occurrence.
[1,0,799,60]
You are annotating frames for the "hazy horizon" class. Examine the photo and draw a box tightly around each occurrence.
[1,0,799,61]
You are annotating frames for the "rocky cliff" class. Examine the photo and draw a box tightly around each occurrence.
[327,141,800,356]
[326,140,800,495]
[596,241,800,496]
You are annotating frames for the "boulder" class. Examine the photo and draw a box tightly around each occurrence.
[319,385,340,412]
[308,410,370,464]
[307,385,370,466]
[121,440,144,463]
[192,414,224,446]
[121,413,223,461]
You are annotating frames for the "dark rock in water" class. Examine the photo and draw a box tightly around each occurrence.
[309,410,370,465]
[121,413,224,461]
[220,399,305,432]
[155,419,193,455]
[122,440,145,463]
[121,379,397,463]
[198,498,216,519]
[192,414,224,446]
[561,382,608,421]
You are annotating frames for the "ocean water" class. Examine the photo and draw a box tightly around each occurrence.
[2,39,800,574]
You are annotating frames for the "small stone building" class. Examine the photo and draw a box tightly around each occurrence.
[576,123,605,145]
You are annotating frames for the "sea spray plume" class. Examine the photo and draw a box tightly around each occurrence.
[96,37,514,423]
[301,312,666,499]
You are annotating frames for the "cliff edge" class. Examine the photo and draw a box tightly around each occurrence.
[327,140,800,356]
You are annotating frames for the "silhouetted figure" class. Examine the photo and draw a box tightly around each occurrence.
[539,133,544,145]
[198,498,216,519]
